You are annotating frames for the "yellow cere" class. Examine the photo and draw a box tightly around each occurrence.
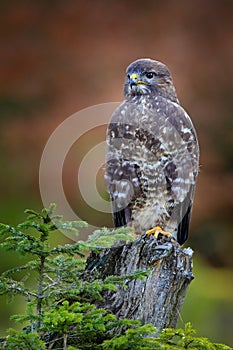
[130,73,148,85]
[130,73,138,80]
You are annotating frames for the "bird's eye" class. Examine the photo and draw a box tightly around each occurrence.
[145,72,155,79]
[127,74,130,79]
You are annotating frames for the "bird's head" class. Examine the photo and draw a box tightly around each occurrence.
[123,58,179,103]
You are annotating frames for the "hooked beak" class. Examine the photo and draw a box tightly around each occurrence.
[129,73,148,88]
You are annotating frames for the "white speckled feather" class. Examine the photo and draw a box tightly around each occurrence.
[105,59,199,245]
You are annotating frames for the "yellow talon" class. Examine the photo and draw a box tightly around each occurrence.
[146,226,171,239]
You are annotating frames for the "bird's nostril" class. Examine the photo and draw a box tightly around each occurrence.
[130,73,138,81]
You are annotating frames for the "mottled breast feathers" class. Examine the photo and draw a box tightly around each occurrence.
[105,58,199,245]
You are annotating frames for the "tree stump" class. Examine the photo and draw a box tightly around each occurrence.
[85,235,194,332]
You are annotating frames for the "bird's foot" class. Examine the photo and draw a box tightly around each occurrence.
[145,226,171,239]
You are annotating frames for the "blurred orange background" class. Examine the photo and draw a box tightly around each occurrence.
[0,0,232,346]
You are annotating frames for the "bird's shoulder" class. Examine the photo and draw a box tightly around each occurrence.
[109,95,196,133]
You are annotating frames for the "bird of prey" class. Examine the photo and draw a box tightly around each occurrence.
[105,58,199,245]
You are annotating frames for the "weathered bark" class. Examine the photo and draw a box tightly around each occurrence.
[85,235,194,332]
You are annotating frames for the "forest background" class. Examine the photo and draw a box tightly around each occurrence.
[0,0,232,347]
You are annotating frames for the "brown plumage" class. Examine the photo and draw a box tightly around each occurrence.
[105,58,199,244]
